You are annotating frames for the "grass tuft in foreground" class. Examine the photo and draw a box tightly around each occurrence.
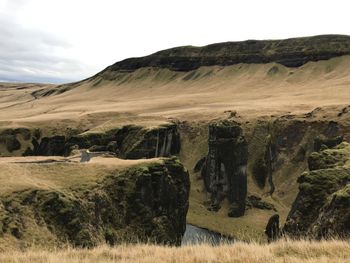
[0,239,349,263]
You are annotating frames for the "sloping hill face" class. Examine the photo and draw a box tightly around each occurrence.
[104,35,350,72]
[1,35,350,243]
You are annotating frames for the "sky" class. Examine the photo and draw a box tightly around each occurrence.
[0,0,350,84]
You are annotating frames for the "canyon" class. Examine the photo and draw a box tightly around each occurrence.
[1,35,350,248]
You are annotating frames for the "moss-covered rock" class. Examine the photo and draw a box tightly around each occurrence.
[310,184,350,238]
[5,136,21,152]
[0,130,23,153]
[202,120,248,217]
[0,157,190,248]
[313,135,343,152]
[0,128,41,156]
[118,124,180,159]
[24,123,180,159]
[284,142,350,238]
[308,143,348,170]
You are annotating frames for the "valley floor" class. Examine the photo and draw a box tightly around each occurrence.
[0,240,349,263]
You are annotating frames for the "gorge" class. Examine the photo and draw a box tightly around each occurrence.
[1,35,350,248]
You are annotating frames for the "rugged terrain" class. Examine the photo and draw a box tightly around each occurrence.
[1,35,350,246]
[0,157,189,250]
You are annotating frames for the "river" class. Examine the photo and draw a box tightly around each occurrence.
[181,224,233,245]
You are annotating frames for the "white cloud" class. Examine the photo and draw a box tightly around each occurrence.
[0,0,350,83]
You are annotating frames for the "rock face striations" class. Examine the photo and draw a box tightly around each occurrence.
[100,35,350,74]
[1,123,180,160]
[202,120,248,217]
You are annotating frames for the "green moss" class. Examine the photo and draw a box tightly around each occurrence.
[298,168,350,194]
[330,184,350,208]
[0,158,189,249]
[285,142,350,236]
[308,142,350,170]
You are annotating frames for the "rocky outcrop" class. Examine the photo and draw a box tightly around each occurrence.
[313,135,343,152]
[99,35,350,74]
[0,128,31,154]
[265,214,280,243]
[116,124,180,159]
[32,135,67,156]
[247,118,345,195]
[0,157,190,248]
[284,142,350,238]
[311,184,350,238]
[201,120,248,217]
[248,121,276,193]
[76,123,180,159]
[4,123,180,159]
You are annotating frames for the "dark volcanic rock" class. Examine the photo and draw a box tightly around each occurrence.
[0,157,190,247]
[284,142,350,238]
[311,185,350,238]
[34,136,67,156]
[0,129,31,153]
[194,157,206,173]
[101,35,350,73]
[117,124,181,159]
[24,123,180,159]
[265,214,280,243]
[202,120,248,217]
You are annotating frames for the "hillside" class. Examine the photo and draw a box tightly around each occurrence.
[103,35,350,72]
[0,35,350,245]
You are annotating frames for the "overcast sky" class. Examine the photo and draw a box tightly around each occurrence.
[1,0,350,84]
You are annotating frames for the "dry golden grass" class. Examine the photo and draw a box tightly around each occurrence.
[2,56,350,128]
[0,156,161,195]
[0,240,349,263]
